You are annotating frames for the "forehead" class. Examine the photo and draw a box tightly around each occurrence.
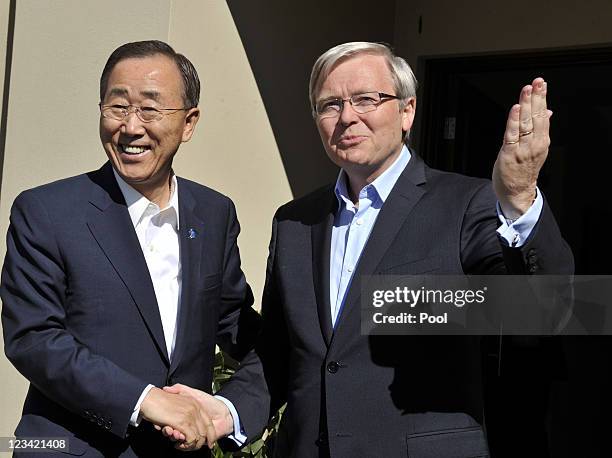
[104,54,183,101]
[318,54,394,98]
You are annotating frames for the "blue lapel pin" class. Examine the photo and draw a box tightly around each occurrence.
[186,228,198,239]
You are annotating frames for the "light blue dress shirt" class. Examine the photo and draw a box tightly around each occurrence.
[329,145,543,327]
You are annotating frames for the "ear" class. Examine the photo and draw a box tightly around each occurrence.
[401,97,417,133]
[181,107,201,143]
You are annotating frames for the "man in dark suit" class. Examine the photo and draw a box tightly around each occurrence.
[166,42,574,457]
[1,40,258,456]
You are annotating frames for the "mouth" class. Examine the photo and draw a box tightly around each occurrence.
[119,144,151,156]
[336,135,367,148]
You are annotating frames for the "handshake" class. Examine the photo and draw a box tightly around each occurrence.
[139,384,233,451]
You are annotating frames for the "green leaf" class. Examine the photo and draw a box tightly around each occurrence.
[213,350,285,457]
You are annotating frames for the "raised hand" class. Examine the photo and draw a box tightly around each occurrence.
[139,387,215,451]
[493,77,552,220]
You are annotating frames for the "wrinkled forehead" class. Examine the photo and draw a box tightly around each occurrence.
[104,55,184,101]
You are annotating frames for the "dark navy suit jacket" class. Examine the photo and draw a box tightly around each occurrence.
[219,154,574,458]
[1,162,259,457]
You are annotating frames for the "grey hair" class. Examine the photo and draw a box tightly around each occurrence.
[309,42,417,116]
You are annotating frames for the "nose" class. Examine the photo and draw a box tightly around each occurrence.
[121,109,145,136]
[338,100,359,126]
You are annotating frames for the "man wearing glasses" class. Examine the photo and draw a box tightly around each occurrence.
[1,40,258,456]
[167,42,573,457]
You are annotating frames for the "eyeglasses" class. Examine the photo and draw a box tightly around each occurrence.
[315,92,401,119]
[99,103,189,123]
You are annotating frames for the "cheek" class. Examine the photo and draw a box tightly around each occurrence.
[99,119,119,141]
[371,118,402,145]
[159,125,184,144]
[316,122,333,143]
[99,119,108,139]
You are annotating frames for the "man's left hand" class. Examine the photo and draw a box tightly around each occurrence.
[493,77,551,220]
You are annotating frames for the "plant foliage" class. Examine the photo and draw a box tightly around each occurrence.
[212,350,285,458]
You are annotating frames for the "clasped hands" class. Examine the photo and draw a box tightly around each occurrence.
[139,384,233,451]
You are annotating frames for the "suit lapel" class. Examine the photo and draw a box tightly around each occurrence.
[332,154,428,338]
[168,181,204,374]
[311,189,336,346]
[86,163,170,365]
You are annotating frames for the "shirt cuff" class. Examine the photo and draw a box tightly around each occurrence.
[496,188,543,247]
[130,384,155,427]
[215,395,247,446]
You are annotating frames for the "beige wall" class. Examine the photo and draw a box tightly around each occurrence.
[0,1,9,109]
[168,1,291,305]
[0,0,289,441]
[395,0,612,68]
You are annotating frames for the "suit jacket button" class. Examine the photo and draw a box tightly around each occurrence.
[327,361,340,373]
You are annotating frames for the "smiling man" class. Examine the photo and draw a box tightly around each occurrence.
[165,42,574,457]
[1,40,258,457]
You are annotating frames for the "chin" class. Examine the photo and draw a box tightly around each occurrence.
[330,149,366,164]
[342,152,372,166]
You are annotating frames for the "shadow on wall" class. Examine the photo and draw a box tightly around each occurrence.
[227,0,397,198]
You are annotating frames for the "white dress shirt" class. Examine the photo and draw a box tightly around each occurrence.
[113,170,181,426]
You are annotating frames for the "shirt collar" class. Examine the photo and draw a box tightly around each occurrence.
[113,169,180,230]
[334,144,412,208]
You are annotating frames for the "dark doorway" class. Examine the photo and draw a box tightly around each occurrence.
[418,47,612,275]
[419,48,612,457]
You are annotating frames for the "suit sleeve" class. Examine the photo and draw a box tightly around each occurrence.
[460,182,574,275]
[1,191,147,438]
[460,181,573,386]
[215,198,260,361]
[217,211,288,442]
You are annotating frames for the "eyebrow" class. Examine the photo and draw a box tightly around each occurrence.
[140,90,161,102]
[317,90,377,102]
[317,95,341,103]
[107,87,129,98]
